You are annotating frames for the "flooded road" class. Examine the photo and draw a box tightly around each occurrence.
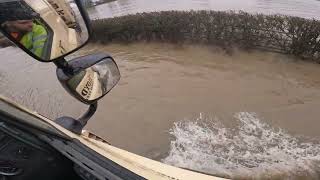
[82,43,320,179]
[89,0,320,20]
[3,42,320,178]
[1,0,320,178]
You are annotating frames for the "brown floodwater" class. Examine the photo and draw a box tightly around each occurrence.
[2,43,320,179]
[89,0,320,20]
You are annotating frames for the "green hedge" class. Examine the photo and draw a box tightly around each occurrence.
[91,11,320,61]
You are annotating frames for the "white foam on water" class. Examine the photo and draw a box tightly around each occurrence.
[162,112,320,179]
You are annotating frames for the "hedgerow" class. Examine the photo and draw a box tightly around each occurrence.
[91,10,320,61]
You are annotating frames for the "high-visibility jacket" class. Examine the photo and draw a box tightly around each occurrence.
[20,23,47,58]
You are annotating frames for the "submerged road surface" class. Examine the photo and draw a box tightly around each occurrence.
[2,43,320,179]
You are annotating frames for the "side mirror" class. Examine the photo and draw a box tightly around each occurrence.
[56,53,121,105]
[54,53,120,134]
[0,0,90,62]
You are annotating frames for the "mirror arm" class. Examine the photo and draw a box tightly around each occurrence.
[54,102,98,134]
[78,102,98,127]
[54,58,74,76]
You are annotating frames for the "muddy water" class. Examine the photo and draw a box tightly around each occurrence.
[80,43,320,179]
[89,0,320,20]
[3,43,320,179]
[0,47,87,118]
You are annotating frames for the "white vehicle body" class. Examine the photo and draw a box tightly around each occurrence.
[24,0,80,59]
[47,0,77,28]
[0,95,227,180]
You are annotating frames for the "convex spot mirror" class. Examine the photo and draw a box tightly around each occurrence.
[57,53,121,104]
[0,0,90,62]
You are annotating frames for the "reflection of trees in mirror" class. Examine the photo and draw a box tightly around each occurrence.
[91,10,320,61]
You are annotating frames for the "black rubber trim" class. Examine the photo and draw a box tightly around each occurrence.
[69,139,146,180]
[0,106,71,141]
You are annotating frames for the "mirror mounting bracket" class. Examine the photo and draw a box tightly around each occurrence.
[54,58,75,76]
[54,102,98,134]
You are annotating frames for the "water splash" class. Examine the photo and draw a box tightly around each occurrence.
[163,112,320,179]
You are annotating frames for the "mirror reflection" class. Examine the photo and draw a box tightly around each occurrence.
[0,0,89,61]
[67,58,120,102]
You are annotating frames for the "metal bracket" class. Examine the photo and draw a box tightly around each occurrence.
[54,102,97,134]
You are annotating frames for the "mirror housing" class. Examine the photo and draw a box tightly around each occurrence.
[56,53,121,105]
[0,0,91,62]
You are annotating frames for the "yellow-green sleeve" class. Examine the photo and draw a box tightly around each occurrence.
[32,24,48,58]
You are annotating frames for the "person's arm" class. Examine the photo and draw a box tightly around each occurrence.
[31,24,48,58]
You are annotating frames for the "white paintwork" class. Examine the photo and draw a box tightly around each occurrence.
[0,95,226,179]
